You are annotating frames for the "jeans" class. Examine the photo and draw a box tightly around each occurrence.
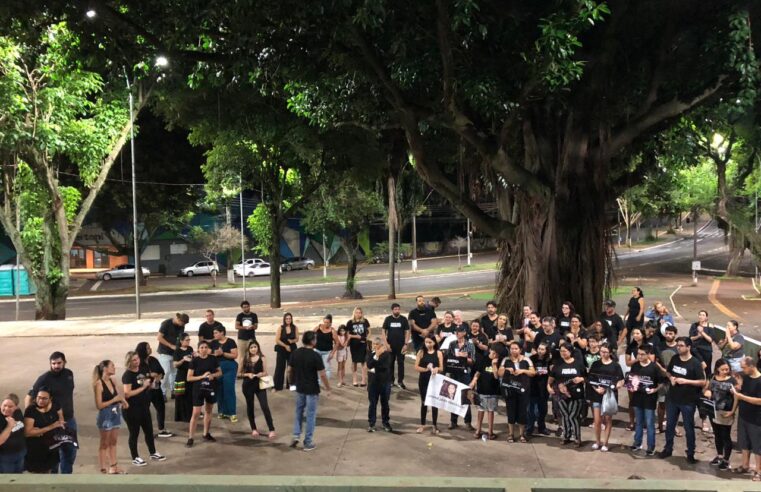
[633,406,656,451]
[368,381,391,427]
[526,395,548,433]
[316,350,332,382]
[157,353,176,397]
[389,345,405,384]
[664,402,696,456]
[217,359,238,416]
[0,451,25,473]
[293,393,319,446]
[53,418,77,474]
[448,372,472,425]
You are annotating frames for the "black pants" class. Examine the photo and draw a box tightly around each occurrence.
[389,345,405,384]
[449,372,472,425]
[149,388,165,430]
[368,381,391,427]
[274,348,290,391]
[506,392,530,425]
[123,406,156,459]
[418,374,438,426]
[712,421,732,460]
[695,347,713,379]
[243,381,275,431]
[174,385,192,423]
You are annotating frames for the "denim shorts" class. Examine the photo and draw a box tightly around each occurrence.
[96,404,122,431]
[591,402,602,409]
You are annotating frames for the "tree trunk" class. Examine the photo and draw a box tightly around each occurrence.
[495,130,609,325]
[387,174,397,299]
[726,226,745,277]
[269,215,283,308]
[342,233,362,299]
[33,276,69,320]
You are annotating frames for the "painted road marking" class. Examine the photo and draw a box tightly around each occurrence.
[708,279,743,321]
[669,285,683,320]
[90,280,102,292]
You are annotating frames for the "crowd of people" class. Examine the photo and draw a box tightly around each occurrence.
[1,291,761,482]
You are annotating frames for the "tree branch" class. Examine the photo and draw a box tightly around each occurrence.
[605,76,726,158]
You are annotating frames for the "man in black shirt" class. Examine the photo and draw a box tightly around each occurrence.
[235,301,258,376]
[659,337,705,463]
[26,351,76,473]
[198,309,224,346]
[157,313,189,399]
[731,357,761,478]
[479,300,499,340]
[409,295,437,353]
[366,337,393,432]
[533,317,562,361]
[288,331,331,451]
[382,303,410,389]
[599,300,624,351]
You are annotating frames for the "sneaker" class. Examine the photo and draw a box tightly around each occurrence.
[157,430,174,438]
[185,438,194,448]
[555,427,563,437]
[229,415,238,423]
[600,445,609,452]
[657,450,672,459]
[303,443,316,451]
[132,457,147,467]
[630,445,641,452]
[686,455,698,464]
[382,424,393,433]
[149,453,166,461]
[539,429,551,436]
[591,443,600,450]
[718,459,730,471]
[710,456,722,466]
[399,382,407,390]
[289,439,299,448]
[203,433,216,442]
[367,426,376,433]
[646,449,656,457]
[217,414,227,420]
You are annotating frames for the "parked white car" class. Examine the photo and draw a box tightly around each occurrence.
[232,258,266,270]
[234,262,271,277]
[96,264,151,280]
[178,260,219,277]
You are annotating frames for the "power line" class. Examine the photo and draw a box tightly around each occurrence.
[57,170,207,187]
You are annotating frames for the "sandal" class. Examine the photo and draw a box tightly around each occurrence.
[416,426,425,434]
[100,468,107,474]
[519,435,527,443]
[489,433,498,440]
[268,431,276,440]
[507,436,515,443]
[108,464,126,475]
[753,472,761,482]
[625,424,635,431]
[733,466,750,474]
[473,431,482,439]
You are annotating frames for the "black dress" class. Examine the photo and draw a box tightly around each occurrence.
[626,296,642,330]
[173,347,193,422]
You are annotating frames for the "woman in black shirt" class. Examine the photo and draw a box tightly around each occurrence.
[624,287,645,337]
[493,314,513,345]
[557,301,575,335]
[414,335,444,435]
[499,341,535,442]
[136,342,171,438]
[122,351,164,466]
[704,359,736,469]
[23,388,63,473]
[242,340,276,439]
[347,307,371,387]
[0,394,25,473]
[273,313,298,391]
[211,326,239,422]
[588,343,624,451]
[527,343,551,436]
[548,343,586,446]
[173,333,194,423]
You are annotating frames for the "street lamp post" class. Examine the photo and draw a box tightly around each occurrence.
[240,176,247,301]
[124,70,141,319]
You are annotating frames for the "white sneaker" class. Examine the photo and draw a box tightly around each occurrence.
[591,443,600,450]
[601,445,609,452]
[132,457,147,467]
[150,452,166,461]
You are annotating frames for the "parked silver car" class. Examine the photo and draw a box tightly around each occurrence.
[281,256,315,272]
[96,264,151,280]
[178,260,219,277]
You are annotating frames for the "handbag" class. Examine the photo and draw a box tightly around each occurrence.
[601,389,618,416]
[258,375,274,390]
[173,380,186,396]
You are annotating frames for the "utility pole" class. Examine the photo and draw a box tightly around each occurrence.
[14,196,20,321]
[397,223,401,294]
[467,218,472,266]
[692,208,698,286]
[240,176,246,301]
[322,232,328,278]
[125,70,141,319]
[411,213,417,273]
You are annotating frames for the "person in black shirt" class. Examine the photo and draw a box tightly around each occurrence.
[172,334,194,423]
[156,313,189,399]
[136,342,172,438]
[0,393,25,473]
[533,317,562,360]
[548,343,586,446]
[493,314,513,345]
[446,326,475,431]
[557,301,575,335]
[730,357,761,480]
[235,301,258,377]
[629,345,662,456]
[347,307,371,388]
[435,311,458,345]
[186,341,222,448]
[211,326,239,422]
[198,309,224,346]
[382,303,410,389]
[472,343,506,440]
[499,341,535,442]
[479,300,499,340]
[585,320,614,349]
[526,343,551,437]
[366,337,393,432]
[241,341,276,439]
[519,312,542,354]
[658,337,705,463]
[288,331,331,451]
[23,388,64,474]
[26,351,76,474]
[588,343,624,452]
[704,359,736,470]
[467,320,490,369]
[93,360,126,474]
[414,335,444,435]
[409,295,437,353]
[121,351,166,466]
[624,328,654,431]
[624,287,645,342]
[688,310,715,379]
[273,313,298,391]
[599,300,624,350]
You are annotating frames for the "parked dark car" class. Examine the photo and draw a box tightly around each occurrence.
[281,256,315,272]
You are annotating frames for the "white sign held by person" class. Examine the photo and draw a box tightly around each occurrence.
[424,373,471,417]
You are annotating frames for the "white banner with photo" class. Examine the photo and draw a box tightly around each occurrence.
[424,373,471,417]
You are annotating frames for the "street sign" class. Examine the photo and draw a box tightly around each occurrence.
[692,261,701,271]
